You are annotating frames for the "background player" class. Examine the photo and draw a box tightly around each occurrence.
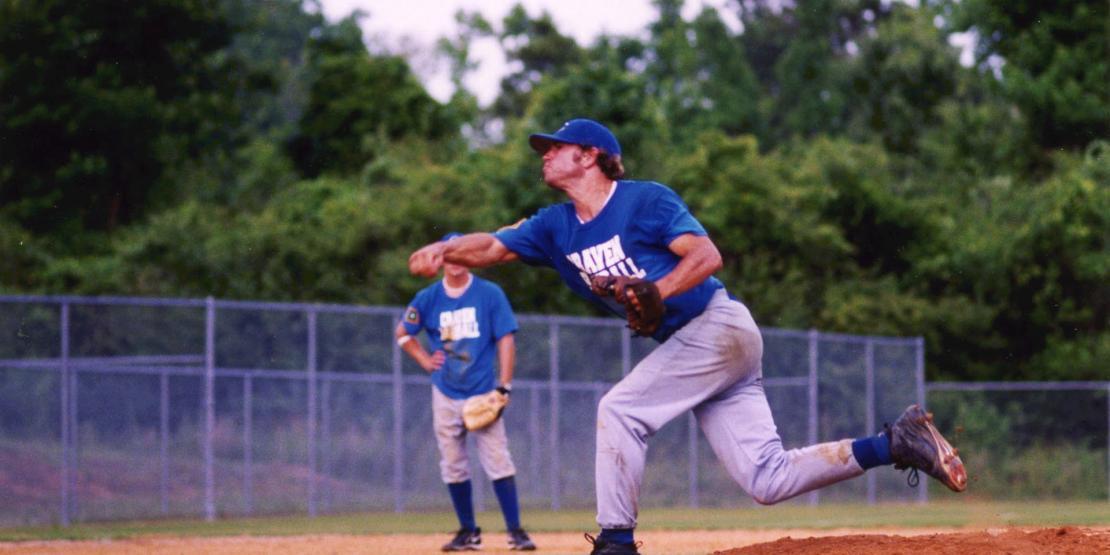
[408,120,966,555]
[396,232,536,552]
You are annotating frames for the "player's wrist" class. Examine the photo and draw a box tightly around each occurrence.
[496,383,512,395]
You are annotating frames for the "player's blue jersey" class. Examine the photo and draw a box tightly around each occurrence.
[402,276,518,399]
[495,180,725,342]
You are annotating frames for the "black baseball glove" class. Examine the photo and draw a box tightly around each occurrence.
[590,275,666,337]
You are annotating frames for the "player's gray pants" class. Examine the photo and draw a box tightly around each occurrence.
[595,290,865,529]
[432,386,517,483]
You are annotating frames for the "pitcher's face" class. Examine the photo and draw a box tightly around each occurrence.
[541,143,588,189]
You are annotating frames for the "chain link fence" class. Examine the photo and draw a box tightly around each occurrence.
[3,294,944,526]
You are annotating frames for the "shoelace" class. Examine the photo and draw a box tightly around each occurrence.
[452,529,476,544]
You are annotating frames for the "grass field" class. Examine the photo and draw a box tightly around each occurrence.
[4,500,1109,543]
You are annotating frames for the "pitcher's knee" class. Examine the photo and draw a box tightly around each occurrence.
[745,457,795,505]
[748,479,794,505]
[597,392,626,429]
[597,391,648,440]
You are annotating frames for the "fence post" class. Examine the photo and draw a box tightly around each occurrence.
[688,412,699,508]
[549,322,561,510]
[204,297,216,521]
[807,329,819,506]
[529,385,540,498]
[160,370,169,515]
[915,336,928,503]
[321,375,331,512]
[306,310,318,517]
[392,311,405,513]
[59,302,71,527]
[243,375,253,515]
[865,339,876,505]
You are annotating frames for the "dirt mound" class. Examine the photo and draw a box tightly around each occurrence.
[719,526,1110,555]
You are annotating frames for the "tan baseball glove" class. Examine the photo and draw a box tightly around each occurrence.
[462,388,510,431]
[590,275,666,336]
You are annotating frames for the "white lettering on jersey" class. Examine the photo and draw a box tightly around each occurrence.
[565,234,647,286]
[438,307,481,341]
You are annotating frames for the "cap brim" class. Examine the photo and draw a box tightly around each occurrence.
[528,133,563,154]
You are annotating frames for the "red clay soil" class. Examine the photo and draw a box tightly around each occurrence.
[720,526,1110,555]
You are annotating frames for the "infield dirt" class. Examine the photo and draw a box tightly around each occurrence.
[3,526,1109,554]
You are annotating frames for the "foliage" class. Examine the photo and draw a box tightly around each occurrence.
[0,0,248,249]
[286,17,460,177]
[945,0,1109,150]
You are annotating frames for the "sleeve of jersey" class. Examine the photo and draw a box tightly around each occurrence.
[647,186,708,245]
[488,285,519,339]
[401,292,427,336]
[493,210,555,267]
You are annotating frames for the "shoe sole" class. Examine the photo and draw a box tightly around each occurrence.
[442,543,481,552]
[915,408,968,492]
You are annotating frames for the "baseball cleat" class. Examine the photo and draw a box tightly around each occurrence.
[585,533,641,554]
[508,527,536,551]
[887,404,968,492]
[442,527,481,551]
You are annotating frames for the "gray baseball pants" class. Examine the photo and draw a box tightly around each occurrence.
[596,289,865,528]
[432,386,516,483]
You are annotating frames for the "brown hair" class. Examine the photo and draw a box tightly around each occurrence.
[596,151,625,180]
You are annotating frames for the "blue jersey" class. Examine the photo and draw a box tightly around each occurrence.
[495,180,725,342]
[402,276,518,399]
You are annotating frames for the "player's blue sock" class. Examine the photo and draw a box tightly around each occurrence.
[447,480,476,530]
[599,527,635,544]
[492,476,521,530]
[851,432,893,470]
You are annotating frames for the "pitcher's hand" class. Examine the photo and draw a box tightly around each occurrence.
[409,242,446,277]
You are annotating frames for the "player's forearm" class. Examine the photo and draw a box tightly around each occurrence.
[443,233,517,268]
[655,238,723,299]
[400,340,435,372]
[497,334,516,387]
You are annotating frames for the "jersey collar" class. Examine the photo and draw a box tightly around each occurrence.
[442,273,473,298]
[576,181,618,225]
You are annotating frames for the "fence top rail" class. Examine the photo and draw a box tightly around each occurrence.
[929,380,1110,392]
[0,294,921,343]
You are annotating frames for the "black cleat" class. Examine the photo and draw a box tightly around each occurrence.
[442,527,481,551]
[585,532,641,554]
[887,404,968,492]
[508,527,537,551]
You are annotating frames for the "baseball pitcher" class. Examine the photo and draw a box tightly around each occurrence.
[409,120,966,555]
[396,233,536,552]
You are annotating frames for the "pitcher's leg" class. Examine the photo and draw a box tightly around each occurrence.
[595,322,751,528]
[695,377,864,504]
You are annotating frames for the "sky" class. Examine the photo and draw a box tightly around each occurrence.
[317,0,741,106]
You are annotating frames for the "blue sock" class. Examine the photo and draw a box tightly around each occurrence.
[492,476,521,530]
[851,432,892,470]
[599,528,635,545]
[447,480,476,530]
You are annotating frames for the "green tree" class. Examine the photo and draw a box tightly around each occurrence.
[946,0,1109,151]
[643,0,763,141]
[0,0,242,248]
[846,6,961,153]
[491,4,583,119]
[286,17,458,177]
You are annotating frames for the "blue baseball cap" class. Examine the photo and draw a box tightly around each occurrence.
[440,232,463,242]
[529,119,622,156]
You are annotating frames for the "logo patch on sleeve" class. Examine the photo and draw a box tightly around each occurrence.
[404,307,420,324]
